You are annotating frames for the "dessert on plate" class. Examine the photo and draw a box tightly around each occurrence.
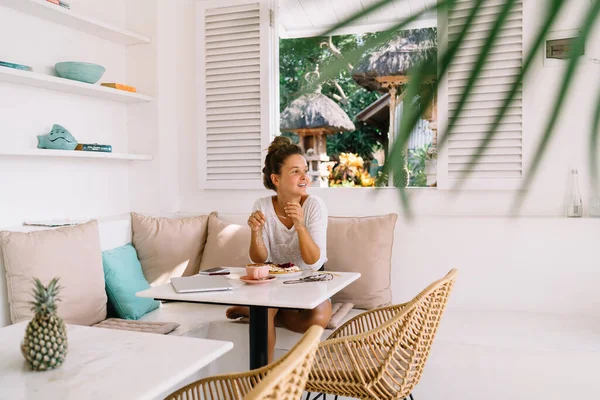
[268,262,301,274]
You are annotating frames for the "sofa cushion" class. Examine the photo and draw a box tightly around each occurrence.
[102,244,159,320]
[131,212,211,286]
[139,301,231,337]
[327,302,355,329]
[0,220,107,325]
[93,318,179,334]
[199,214,252,270]
[326,214,398,309]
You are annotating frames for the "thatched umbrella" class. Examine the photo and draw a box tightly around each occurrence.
[280,92,355,136]
[352,29,437,186]
[352,29,437,93]
[280,90,355,187]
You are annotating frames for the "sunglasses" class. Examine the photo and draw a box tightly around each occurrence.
[283,273,334,284]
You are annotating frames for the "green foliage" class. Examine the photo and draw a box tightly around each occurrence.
[280,35,384,161]
[375,171,388,187]
[281,131,299,144]
[393,154,409,188]
[327,129,380,161]
[279,37,326,111]
[408,144,431,187]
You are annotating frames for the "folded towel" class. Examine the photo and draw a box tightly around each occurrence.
[231,302,355,330]
[327,302,354,329]
[93,318,180,335]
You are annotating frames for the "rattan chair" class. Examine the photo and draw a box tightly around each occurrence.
[305,269,458,400]
[165,324,324,400]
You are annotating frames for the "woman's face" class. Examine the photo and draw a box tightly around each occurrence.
[272,154,309,195]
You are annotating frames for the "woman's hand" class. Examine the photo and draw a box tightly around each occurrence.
[248,210,266,232]
[284,202,305,229]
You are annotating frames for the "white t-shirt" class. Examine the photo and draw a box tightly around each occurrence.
[251,195,328,271]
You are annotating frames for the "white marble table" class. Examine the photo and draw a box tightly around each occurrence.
[137,268,360,368]
[0,321,233,400]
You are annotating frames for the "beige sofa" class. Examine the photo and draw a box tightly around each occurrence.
[0,212,397,376]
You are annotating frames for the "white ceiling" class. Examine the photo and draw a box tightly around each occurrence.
[279,0,437,38]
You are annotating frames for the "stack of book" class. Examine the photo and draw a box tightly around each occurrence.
[101,83,137,93]
[75,143,112,153]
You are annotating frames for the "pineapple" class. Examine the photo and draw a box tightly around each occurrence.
[20,278,68,371]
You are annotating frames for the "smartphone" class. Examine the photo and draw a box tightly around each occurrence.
[199,267,230,275]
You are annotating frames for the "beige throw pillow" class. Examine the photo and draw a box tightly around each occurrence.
[131,212,211,286]
[0,220,107,325]
[327,214,398,309]
[199,214,251,270]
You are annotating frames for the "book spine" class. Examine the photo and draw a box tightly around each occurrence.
[0,61,32,71]
[76,144,113,152]
[101,83,137,93]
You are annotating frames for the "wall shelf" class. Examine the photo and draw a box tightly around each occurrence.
[0,67,153,103]
[0,149,153,161]
[0,0,150,45]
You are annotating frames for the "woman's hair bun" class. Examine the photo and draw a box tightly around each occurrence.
[268,136,293,154]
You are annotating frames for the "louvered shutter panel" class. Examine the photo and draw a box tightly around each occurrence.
[197,0,275,189]
[445,0,523,188]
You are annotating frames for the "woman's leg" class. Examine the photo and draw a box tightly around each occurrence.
[225,306,249,319]
[276,300,332,334]
[268,308,278,363]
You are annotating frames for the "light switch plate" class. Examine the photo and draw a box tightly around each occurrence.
[544,29,587,68]
[546,38,583,60]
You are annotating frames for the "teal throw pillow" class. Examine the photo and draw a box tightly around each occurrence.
[102,244,159,320]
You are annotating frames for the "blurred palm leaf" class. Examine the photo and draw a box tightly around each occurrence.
[304,0,600,214]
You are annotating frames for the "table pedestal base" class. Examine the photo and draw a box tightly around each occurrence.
[249,306,269,369]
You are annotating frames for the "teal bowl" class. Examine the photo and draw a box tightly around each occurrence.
[54,62,106,84]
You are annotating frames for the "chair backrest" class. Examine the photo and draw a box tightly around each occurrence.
[245,324,323,400]
[379,268,458,397]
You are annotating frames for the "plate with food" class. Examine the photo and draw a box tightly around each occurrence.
[268,262,303,278]
[239,275,277,285]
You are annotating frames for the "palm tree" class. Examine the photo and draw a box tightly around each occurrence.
[307,0,600,213]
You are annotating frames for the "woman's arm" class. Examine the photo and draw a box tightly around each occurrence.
[248,210,269,263]
[285,198,327,269]
[296,226,321,265]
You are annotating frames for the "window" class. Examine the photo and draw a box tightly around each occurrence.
[196,0,523,191]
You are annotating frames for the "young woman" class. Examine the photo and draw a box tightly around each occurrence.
[225,136,332,363]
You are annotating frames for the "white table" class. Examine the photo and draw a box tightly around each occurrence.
[0,322,233,400]
[137,268,360,369]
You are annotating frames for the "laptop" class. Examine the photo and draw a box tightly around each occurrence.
[170,275,233,294]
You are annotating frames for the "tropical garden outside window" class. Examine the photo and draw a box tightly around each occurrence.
[279,28,438,188]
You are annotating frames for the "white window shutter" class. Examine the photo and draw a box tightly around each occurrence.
[197,0,277,189]
[441,0,523,189]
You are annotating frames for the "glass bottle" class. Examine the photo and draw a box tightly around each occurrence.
[590,191,600,217]
[567,169,583,217]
